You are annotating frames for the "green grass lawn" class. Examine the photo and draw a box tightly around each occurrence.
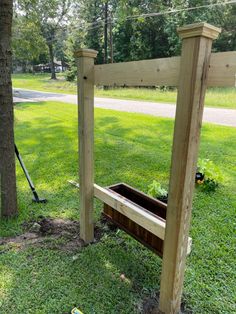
[0,101,235,313]
[12,73,236,109]
[13,73,77,94]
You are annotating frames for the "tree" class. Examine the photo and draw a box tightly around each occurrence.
[65,0,235,82]
[12,15,48,72]
[54,28,68,72]
[113,1,171,62]
[81,0,104,64]
[16,0,72,79]
[0,0,18,217]
[104,0,108,63]
[214,4,236,52]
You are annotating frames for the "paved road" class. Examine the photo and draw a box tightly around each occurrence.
[13,88,236,127]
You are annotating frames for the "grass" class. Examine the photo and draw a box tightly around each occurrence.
[13,73,77,95]
[12,73,236,109]
[0,101,236,313]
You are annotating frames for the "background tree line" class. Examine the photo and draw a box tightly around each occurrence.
[13,0,236,80]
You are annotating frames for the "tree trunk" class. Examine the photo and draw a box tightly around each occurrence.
[61,59,65,72]
[48,42,57,80]
[109,13,113,63]
[0,0,18,217]
[22,61,27,73]
[103,1,109,90]
[104,1,108,64]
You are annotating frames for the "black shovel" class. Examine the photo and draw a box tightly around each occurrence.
[15,144,47,203]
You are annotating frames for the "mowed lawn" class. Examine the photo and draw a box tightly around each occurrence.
[13,73,236,109]
[0,101,235,313]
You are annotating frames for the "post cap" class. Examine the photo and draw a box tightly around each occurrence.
[178,22,221,40]
[75,48,98,58]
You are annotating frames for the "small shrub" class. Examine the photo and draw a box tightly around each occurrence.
[147,180,168,200]
[196,158,223,192]
[65,67,77,82]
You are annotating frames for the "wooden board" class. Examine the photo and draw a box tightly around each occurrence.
[94,51,236,87]
[208,51,236,87]
[94,183,192,255]
[76,49,97,243]
[103,183,166,257]
[95,56,180,87]
[159,23,220,314]
[94,183,166,240]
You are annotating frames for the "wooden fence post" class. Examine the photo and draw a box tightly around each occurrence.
[75,48,98,243]
[159,23,221,314]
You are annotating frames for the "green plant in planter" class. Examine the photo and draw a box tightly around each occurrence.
[147,180,168,201]
[197,158,223,192]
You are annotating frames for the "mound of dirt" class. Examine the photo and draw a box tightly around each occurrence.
[0,218,103,254]
[140,294,192,314]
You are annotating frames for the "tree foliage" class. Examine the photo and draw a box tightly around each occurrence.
[14,0,72,78]
[12,0,236,79]
[12,15,47,71]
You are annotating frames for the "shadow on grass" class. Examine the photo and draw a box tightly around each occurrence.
[14,101,49,109]
[0,101,235,313]
[1,102,172,313]
[0,232,163,313]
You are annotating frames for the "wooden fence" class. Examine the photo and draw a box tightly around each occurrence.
[75,22,236,314]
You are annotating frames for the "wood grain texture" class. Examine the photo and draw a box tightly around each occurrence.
[94,184,166,240]
[75,49,98,59]
[95,56,180,87]
[178,22,221,40]
[208,51,236,87]
[159,26,220,314]
[101,183,192,257]
[77,49,97,243]
[69,181,192,256]
[94,51,236,87]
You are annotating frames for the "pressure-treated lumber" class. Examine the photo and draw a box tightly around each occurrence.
[94,183,192,255]
[68,180,192,254]
[94,183,165,239]
[159,23,221,314]
[177,22,220,39]
[208,51,236,87]
[95,56,180,87]
[76,48,97,243]
[76,21,233,314]
[94,51,236,87]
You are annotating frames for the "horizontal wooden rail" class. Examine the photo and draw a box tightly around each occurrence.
[94,184,192,255]
[209,52,236,87]
[95,56,180,87]
[68,180,192,254]
[94,51,236,87]
[94,183,166,239]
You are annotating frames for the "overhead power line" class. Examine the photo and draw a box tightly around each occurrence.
[85,0,236,32]
[14,1,236,35]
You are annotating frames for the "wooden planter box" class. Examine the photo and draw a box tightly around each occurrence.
[103,183,167,257]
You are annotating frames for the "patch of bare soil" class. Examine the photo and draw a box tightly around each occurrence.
[0,218,104,254]
[140,293,192,314]
[140,294,159,314]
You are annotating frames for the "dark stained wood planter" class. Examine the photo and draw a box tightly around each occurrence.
[103,183,167,257]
